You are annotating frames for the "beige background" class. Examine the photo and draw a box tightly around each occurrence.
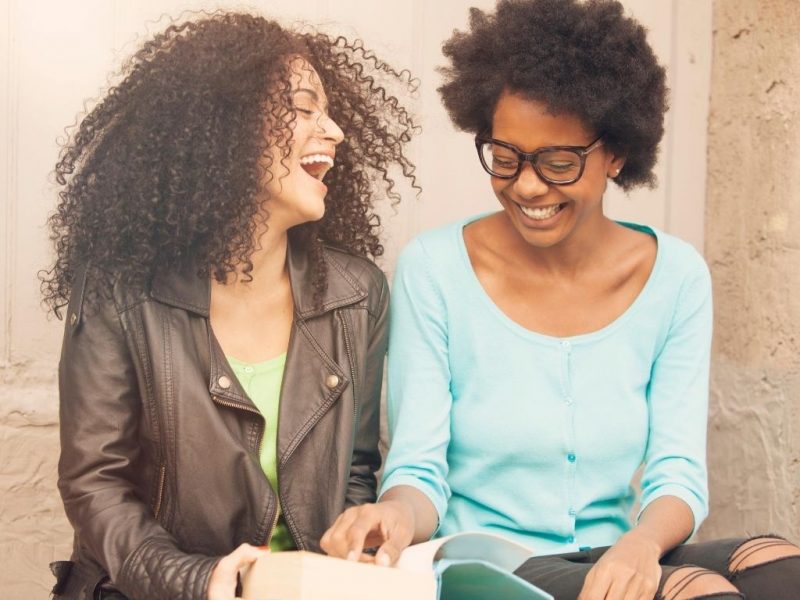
[0,0,796,597]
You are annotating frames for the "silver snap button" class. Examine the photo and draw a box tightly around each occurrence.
[325,374,339,389]
[218,375,232,389]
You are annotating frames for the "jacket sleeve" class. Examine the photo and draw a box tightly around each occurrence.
[57,270,218,600]
[344,271,389,508]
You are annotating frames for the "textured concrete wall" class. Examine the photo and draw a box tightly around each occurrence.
[702,0,800,542]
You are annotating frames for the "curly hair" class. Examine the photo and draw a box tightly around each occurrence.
[438,0,667,190]
[41,12,419,316]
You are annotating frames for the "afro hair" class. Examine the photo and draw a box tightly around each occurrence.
[438,0,668,190]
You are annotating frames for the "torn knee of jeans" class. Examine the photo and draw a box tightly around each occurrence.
[659,566,739,600]
[727,535,800,574]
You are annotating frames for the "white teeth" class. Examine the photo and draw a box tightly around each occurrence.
[299,154,334,167]
[519,203,563,220]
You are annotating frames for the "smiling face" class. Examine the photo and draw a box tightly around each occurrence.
[488,89,625,250]
[262,57,344,231]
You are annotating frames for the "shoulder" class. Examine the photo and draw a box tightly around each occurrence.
[396,218,470,274]
[620,222,709,286]
[638,227,713,324]
[322,245,388,311]
[65,264,150,331]
[651,227,710,285]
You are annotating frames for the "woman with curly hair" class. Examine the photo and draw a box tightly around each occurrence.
[321,1,800,598]
[42,12,416,600]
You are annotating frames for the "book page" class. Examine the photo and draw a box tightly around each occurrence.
[396,531,535,574]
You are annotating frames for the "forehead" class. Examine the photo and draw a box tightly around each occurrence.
[492,89,593,148]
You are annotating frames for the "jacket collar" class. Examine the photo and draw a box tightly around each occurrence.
[149,241,367,318]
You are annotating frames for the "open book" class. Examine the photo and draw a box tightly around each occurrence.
[240,531,553,599]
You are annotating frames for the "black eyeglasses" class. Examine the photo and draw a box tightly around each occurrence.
[475,135,604,185]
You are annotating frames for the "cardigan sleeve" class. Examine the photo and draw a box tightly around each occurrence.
[638,260,713,536]
[379,239,452,526]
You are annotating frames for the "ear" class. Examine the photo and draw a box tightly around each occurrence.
[607,153,627,179]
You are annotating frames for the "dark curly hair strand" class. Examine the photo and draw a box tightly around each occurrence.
[438,0,668,190]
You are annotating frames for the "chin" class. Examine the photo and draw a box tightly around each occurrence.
[298,204,326,225]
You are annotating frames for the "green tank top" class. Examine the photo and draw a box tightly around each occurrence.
[227,353,295,551]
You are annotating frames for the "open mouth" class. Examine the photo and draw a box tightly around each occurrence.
[517,202,567,221]
[299,154,334,181]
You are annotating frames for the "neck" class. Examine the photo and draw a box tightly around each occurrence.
[509,212,616,278]
[217,224,291,296]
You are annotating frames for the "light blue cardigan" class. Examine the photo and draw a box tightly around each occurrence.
[380,215,711,556]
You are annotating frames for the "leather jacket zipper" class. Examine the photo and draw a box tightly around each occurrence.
[256,422,282,549]
[153,464,166,520]
[337,311,358,423]
[212,394,280,546]
[210,394,261,417]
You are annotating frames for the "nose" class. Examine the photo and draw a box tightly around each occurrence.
[319,113,344,145]
[512,161,549,199]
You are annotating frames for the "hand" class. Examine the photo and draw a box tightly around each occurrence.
[207,543,269,600]
[320,500,415,566]
[578,531,662,600]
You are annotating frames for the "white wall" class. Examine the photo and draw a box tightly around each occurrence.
[0,0,711,595]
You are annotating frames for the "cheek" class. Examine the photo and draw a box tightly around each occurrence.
[490,177,508,198]
[290,119,315,146]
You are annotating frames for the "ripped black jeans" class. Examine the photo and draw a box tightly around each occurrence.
[514,536,800,599]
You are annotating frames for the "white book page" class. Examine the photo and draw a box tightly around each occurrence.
[396,531,535,574]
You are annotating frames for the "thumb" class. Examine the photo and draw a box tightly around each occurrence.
[208,544,269,600]
[374,537,409,567]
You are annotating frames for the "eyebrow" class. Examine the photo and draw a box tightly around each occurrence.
[292,88,328,111]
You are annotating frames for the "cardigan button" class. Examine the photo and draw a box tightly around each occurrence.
[325,374,339,389]
[70,313,78,327]
[218,375,232,389]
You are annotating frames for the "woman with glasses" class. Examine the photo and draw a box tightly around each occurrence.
[42,13,417,600]
[321,1,800,598]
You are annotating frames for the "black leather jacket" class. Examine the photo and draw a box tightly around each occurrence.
[52,244,388,600]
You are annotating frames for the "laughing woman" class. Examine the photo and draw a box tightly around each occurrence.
[321,1,800,599]
[41,13,416,600]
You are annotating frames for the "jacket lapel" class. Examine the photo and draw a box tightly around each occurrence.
[277,244,366,465]
[149,244,368,460]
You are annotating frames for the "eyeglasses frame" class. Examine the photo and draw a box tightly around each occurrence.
[474,134,605,185]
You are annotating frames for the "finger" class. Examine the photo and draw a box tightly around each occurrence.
[224,543,269,571]
[632,576,659,600]
[620,580,645,600]
[357,552,376,564]
[321,508,364,558]
[578,567,612,600]
[374,524,413,567]
[644,579,659,600]
[374,540,403,567]
[208,544,268,600]
[604,576,630,600]
[325,506,387,560]
[343,515,383,561]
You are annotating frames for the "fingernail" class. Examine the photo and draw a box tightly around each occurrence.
[377,553,390,567]
[347,551,357,561]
